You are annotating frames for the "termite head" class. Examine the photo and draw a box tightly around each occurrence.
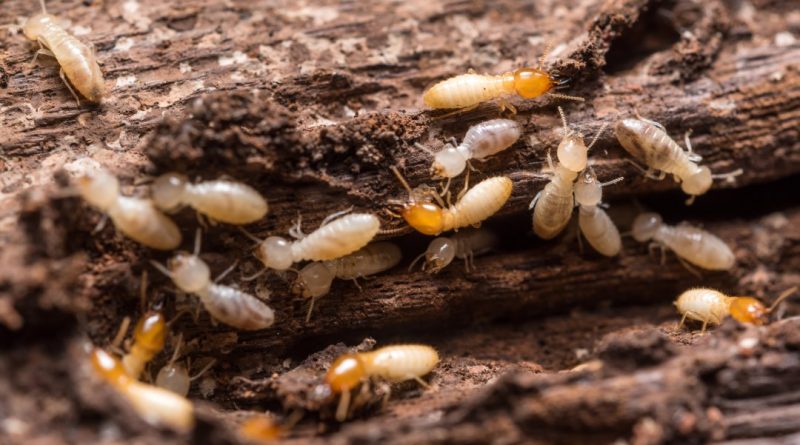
[512,67,555,99]
[432,145,467,178]
[391,167,446,236]
[23,13,57,41]
[167,253,211,293]
[151,173,190,211]
[292,262,335,299]
[728,297,769,325]
[133,311,166,354]
[77,168,120,211]
[254,237,294,271]
[325,353,366,393]
[239,416,283,442]
[156,363,190,396]
[632,212,663,242]
[574,169,602,207]
[423,237,456,273]
[90,347,129,387]
[681,166,712,197]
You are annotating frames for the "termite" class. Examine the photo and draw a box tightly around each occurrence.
[151,231,275,330]
[75,165,182,250]
[675,287,798,332]
[391,167,512,236]
[614,116,743,204]
[293,242,402,322]
[632,212,735,271]
[23,0,105,104]
[573,169,624,257]
[422,48,581,113]
[409,228,497,273]
[245,211,381,272]
[325,344,439,421]
[155,334,216,396]
[530,108,608,239]
[427,119,521,184]
[121,310,166,379]
[90,347,194,432]
[151,173,268,225]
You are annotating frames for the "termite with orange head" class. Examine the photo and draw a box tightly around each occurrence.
[23,0,105,104]
[422,47,582,113]
[390,167,512,236]
[244,211,381,273]
[632,212,735,272]
[293,242,402,322]
[675,287,798,332]
[325,344,439,421]
[614,116,742,204]
[151,231,275,330]
[90,347,194,432]
[75,165,182,250]
[573,169,624,257]
[121,310,166,380]
[530,108,609,239]
[409,228,498,274]
[151,173,268,225]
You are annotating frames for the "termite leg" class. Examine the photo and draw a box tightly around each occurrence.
[701,319,709,334]
[439,177,452,197]
[335,390,351,422]
[676,255,702,278]
[92,214,109,234]
[678,312,688,330]
[241,268,267,282]
[497,98,517,115]
[351,278,363,292]
[289,213,306,240]
[576,224,585,255]
[110,316,131,353]
[457,168,471,201]
[685,195,697,206]
[633,109,666,132]
[546,150,555,172]
[320,207,354,227]
[305,297,317,323]
[413,375,431,389]
[683,130,703,162]
[214,260,239,283]
[32,46,55,64]
[59,68,81,107]
[528,190,542,210]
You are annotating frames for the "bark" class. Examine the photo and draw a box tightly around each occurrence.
[1,0,799,444]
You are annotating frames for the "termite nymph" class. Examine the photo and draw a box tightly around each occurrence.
[391,167,512,236]
[75,165,182,250]
[409,228,497,273]
[155,334,216,396]
[428,119,521,181]
[23,0,105,104]
[246,211,381,272]
[573,169,623,257]
[293,242,402,322]
[675,287,798,332]
[151,173,268,225]
[530,108,608,239]
[325,344,439,421]
[614,116,743,204]
[422,47,581,112]
[151,231,275,330]
[90,347,194,432]
[632,212,735,272]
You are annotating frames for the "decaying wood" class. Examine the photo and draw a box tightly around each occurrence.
[1,0,799,444]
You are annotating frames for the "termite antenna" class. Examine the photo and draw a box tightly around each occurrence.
[537,40,553,69]
[408,252,426,272]
[414,142,434,156]
[557,106,569,138]
[237,226,265,247]
[150,260,173,280]
[390,166,413,196]
[305,297,316,323]
[39,0,47,14]
[601,176,624,187]
[712,168,744,183]
[768,286,799,313]
[192,229,202,256]
[586,122,610,151]
[139,270,149,313]
[549,93,585,103]
[110,316,131,350]
[189,358,217,381]
[168,333,184,366]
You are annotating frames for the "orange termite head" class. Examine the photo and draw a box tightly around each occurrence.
[390,166,446,235]
[325,353,367,394]
[133,311,166,354]
[90,347,129,387]
[512,67,555,99]
[239,415,282,443]
[728,297,769,325]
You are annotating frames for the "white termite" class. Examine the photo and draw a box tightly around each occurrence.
[409,228,498,273]
[247,211,381,272]
[573,169,624,257]
[429,119,521,180]
[631,212,735,271]
[614,116,742,204]
[151,231,275,330]
[23,0,105,104]
[75,165,182,250]
[151,173,268,225]
[530,108,608,239]
[294,242,402,321]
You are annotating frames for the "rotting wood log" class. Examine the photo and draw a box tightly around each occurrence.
[1,0,799,444]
